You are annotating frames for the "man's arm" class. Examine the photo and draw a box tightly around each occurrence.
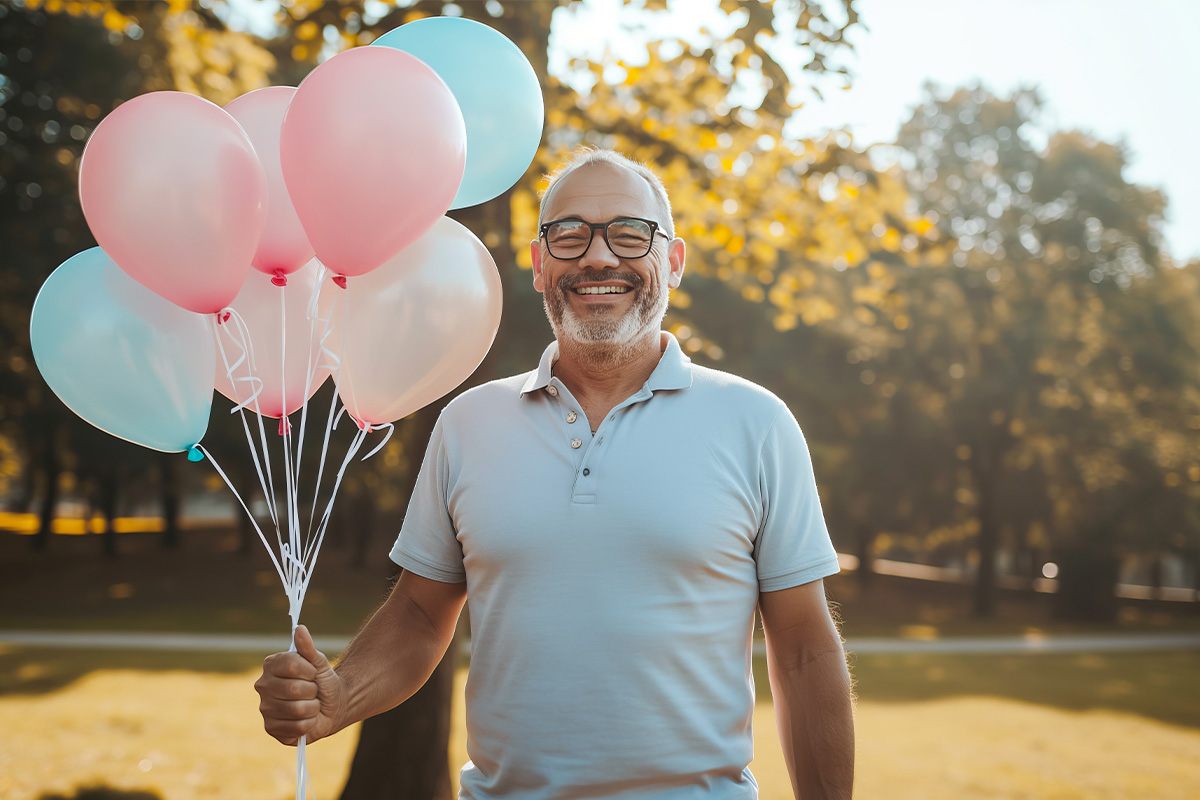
[759,578,854,800]
[255,570,467,746]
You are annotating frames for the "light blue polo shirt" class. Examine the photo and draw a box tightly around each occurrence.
[392,333,840,800]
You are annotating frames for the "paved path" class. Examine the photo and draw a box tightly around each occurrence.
[2,629,1198,656]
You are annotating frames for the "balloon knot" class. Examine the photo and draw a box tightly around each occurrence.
[186,446,204,463]
[271,270,288,287]
[332,275,348,289]
[278,417,292,436]
[352,416,371,433]
[217,311,232,325]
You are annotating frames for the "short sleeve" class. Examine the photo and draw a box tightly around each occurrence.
[753,406,840,592]
[389,414,467,583]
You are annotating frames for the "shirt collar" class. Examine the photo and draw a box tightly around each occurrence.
[520,332,694,395]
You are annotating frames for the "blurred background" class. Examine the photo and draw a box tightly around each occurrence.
[1,1,1199,799]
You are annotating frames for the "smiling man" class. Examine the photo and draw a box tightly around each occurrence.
[255,148,855,800]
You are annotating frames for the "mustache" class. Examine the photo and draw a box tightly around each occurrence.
[557,270,644,291]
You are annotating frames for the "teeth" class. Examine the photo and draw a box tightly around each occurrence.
[574,286,631,295]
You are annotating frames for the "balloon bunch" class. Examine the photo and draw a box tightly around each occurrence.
[30,17,541,797]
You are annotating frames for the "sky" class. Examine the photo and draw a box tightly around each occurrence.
[550,0,1200,262]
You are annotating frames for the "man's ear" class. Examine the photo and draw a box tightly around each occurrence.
[531,240,545,293]
[667,237,686,289]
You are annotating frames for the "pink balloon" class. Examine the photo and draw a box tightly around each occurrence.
[213,259,334,419]
[225,87,315,278]
[332,217,502,426]
[280,46,467,279]
[79,91,267,315]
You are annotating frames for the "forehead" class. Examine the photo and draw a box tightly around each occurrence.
[543,163,659,222]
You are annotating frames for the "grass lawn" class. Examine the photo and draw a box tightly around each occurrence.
[2,647,1199,800]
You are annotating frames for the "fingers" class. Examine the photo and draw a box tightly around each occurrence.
[292,624,330,671]
[260,650,316,681]
[255,651,323,746]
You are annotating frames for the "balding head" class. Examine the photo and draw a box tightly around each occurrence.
[538,148,675,239]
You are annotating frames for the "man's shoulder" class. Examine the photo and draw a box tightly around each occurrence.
[439,370,535,420]
[684,362,791,420]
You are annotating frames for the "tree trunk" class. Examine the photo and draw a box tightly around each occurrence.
[351,495,376,570]
[32,421,60,552]
[160,453,180,549]
[854,522,874,587]
[99,468,119,558]
[1053,546,1120,622]
[339,594,460,800]
[970,455,998,619]
[1148,551,1164,600]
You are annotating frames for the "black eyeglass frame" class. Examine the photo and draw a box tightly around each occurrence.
[538,216,671,260]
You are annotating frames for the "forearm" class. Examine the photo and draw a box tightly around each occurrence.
[767,642,855,799]
[330,577,463,735]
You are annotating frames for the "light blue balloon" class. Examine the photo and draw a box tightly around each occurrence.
[373,17,544,209]
[30,247,216,452]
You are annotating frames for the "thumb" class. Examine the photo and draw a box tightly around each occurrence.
[292,624,329,670]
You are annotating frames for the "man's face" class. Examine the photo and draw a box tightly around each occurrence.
[531,164,685,350]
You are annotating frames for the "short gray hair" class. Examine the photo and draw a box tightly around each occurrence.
[538,147,675,239]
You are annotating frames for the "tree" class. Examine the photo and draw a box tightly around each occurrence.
[889,84,1200,619]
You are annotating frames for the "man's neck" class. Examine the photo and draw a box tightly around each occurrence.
[551,331,666,415]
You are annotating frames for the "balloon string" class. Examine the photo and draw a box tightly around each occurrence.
[307,284,347,541]
[360,422,395,462]
[302,426,367,595]
[196,444,288,590]
[222,307,283,535]
[315,269,342,373]
[278,286,300,594]
[213,318,278,528]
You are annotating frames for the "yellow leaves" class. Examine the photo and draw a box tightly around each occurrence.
[101,8,130,31]
[721,158,734,172]
[641,118,656,133]
[510,188,538,271]
[624,66,641,85]
[913,217,935,236]
[741,285,765,303]
[796,295,838,326]
[700,130,718,149]
[292,44,310,62]
[296,21,319,41]
[711,224,733,246]
[670,288,692,309]
[773,312,799,332]
[881,227,902,252]
[726,235,745,256]
[750,239,777,264]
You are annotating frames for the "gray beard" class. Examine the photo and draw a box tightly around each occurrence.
[543,269,669,362]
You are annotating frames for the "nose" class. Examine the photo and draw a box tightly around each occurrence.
[577,229,620,270]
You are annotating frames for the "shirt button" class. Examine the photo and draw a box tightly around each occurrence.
[570,438,582,449]
[566,411,577,423]
[546,385,558,397]
[583,468,591,476]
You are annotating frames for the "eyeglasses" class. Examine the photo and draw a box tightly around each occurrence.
[539,216,670,260]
